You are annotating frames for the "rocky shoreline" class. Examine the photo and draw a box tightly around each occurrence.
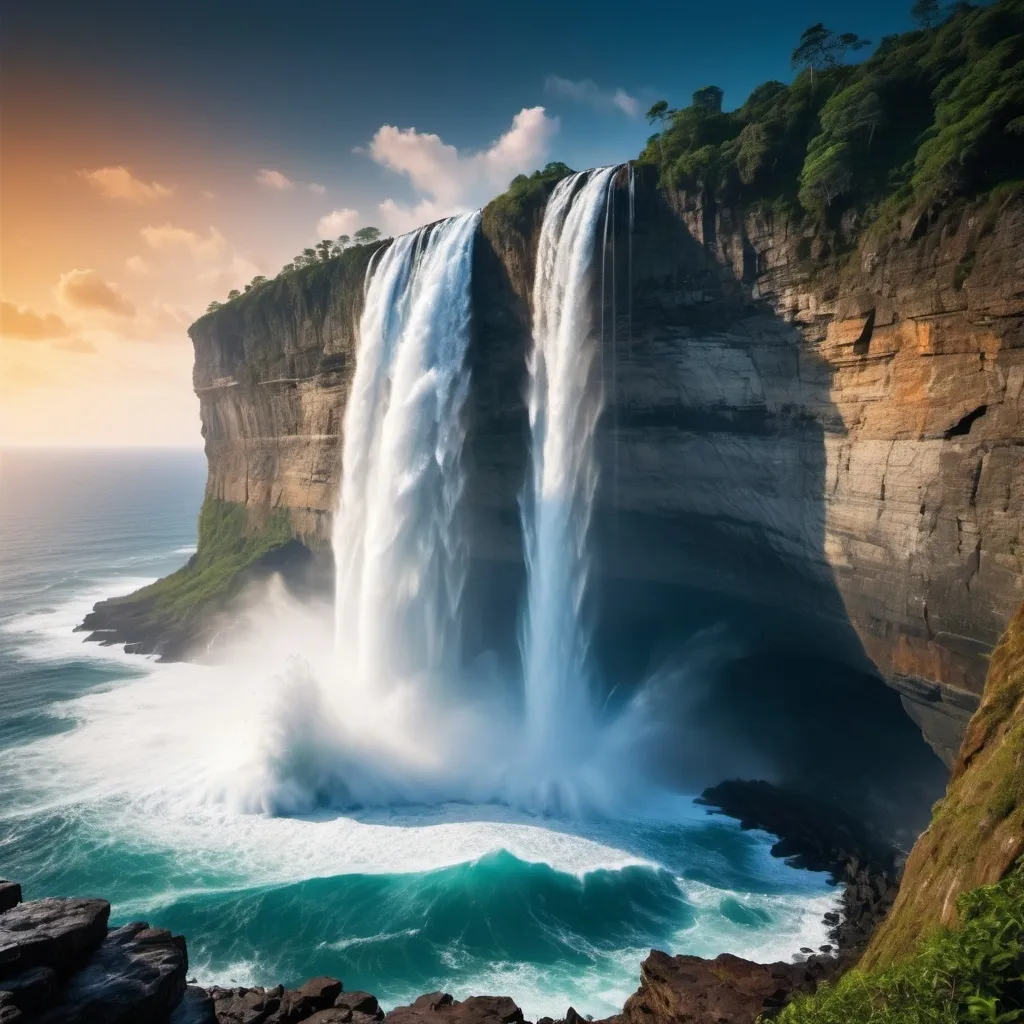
[0,781,902,1024]
[0,881,835,1024]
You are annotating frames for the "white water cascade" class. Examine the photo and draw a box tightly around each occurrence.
[521,166,624,789]
[333,212,480,695]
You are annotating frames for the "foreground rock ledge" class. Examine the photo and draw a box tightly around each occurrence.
[0,883,837,1024]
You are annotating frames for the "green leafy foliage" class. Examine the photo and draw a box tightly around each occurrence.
[639,0,1024,224]
[779,866,1024,1024]
[484,161,576,228]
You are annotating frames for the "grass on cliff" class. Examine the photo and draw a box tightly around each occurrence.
[778,866,1024,1024]
[104,497,293,626]
[640,0,1024,225]
[862,600,1024,969]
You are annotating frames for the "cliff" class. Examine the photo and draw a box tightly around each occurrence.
[862,597,1024,967]
[81,173,1024,763]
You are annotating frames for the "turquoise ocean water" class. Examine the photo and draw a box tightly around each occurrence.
[0,448,837,1019]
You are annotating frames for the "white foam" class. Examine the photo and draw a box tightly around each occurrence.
[322,928,422,952]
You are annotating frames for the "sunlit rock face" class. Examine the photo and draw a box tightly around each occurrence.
[185,174,1023,765]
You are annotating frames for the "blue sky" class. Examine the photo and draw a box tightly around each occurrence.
[3,0,923,444]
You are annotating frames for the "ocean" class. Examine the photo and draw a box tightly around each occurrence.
[0,447,837,1019]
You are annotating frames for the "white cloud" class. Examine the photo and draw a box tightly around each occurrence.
[308,182,326,196]
[202,189,217,200]
[55,269,136,317]
[79,166,174,202]
[316,208,361,238]
[141,223,227,261]
[140,223,260,294]
[365,106,559,233]
[125,255,150,276]
[256,168,294,190]
[376,198,455,237]
[544,76,641,118]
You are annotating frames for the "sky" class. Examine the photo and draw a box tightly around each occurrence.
[1,0,918,447]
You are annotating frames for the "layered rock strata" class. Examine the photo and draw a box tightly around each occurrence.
[90,178,1024,762]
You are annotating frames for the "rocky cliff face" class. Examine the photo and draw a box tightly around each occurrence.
[166,174,1023,764]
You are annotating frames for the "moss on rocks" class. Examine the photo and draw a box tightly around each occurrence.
[79,497,300,659]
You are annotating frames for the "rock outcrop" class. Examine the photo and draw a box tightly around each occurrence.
[611,950,831,1024]
[85,175,1024,762]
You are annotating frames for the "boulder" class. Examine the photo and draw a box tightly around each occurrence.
[0,886,22,916]
[0,899,109,981]
[386,992,524,1024]
[37,920,187,1023]
[620,950,829,1024]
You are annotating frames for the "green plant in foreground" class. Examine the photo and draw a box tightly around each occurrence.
[778,867,1024,1024]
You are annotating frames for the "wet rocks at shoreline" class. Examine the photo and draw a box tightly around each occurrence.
[697,779,902,961]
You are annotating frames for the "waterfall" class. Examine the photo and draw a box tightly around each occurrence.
[521,166,622,785]
[333,212,480,694]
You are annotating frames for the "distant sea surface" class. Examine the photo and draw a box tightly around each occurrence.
[0,448,837,1019]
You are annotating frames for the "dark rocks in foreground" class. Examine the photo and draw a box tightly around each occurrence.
[697,780,902,962]
[608,950,834,1024]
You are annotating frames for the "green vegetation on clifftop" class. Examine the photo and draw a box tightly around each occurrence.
[640,0,1024,222]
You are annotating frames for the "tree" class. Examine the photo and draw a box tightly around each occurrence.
[227,289,241,300]
[791,24,871,87]
[911,0,942,27]
[646,99,669,126]
[354,226,381,244]
[692,86,724,114]
[205,301,222,313]
[336,234,351,250]
[250,275,268,288]
[820,79,887,148]
[299,247,317,266]
[315,239,334,261]
[799,138,853,212]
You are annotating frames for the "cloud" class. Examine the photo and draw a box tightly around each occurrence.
[544,76,641,118]
[52,338,97,354]
[141,222,260,294]
[141,223,227,261]
[79,166,174,202]
[256,168,294,190]
[316,207,361,238]
[308,183,326,196]
[56,270,136,316]
[376,198,456,236]
[202,189,217,200]
[125,255,150,276]
[1,301,72,340]
[365,106,558,233]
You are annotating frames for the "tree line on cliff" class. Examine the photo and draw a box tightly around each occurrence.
[639,0,1023,223]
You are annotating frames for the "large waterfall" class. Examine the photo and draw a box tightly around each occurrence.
[520,166,622,796]
[332,212,480,695]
